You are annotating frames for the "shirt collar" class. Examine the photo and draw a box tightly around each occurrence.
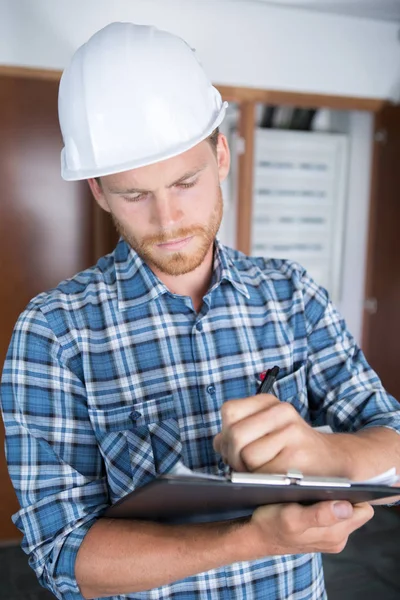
[114,238,249,312]
[114,239,168,311]
[210,239,250,299]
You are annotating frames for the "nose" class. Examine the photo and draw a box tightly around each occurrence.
[151,192,183,229]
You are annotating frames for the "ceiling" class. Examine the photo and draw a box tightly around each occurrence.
[243,0,400,22]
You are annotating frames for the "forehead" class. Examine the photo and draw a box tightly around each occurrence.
[102,139,213,191]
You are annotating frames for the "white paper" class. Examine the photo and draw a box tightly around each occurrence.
[357,467,399,486]
[314,425,333,434]
[170,461,224,481]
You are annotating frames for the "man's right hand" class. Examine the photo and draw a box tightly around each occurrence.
[248,500,374,556]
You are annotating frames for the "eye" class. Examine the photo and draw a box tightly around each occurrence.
[177,180,197,190]
[122,193,148,203]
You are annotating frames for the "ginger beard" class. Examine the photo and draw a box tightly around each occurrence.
[111,186,223,276]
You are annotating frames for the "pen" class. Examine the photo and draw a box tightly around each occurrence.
[256,365,280,395]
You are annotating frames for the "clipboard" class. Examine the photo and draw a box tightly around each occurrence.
[104,470,400,524]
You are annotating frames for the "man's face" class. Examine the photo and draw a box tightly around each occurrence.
[89,135,230,277]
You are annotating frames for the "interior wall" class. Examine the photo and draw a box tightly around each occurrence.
[318,110,374,345]
[1,0,400,99]
[337,111,374,344]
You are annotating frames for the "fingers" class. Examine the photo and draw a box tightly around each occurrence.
[213,397,277,455]
[220,395,280,428]
[251,501,374,556]
[240,424,297,472]
[212,395,280,464]
[252,500,353,555]
[284,501,354,534]
[215,400,300,471]
[346,502,375,531]
[278,501,373,536]
[234,404,298,461]
[322,503,375,553]
[252,501,354,542]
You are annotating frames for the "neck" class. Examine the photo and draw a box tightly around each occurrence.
[152,244,214,312]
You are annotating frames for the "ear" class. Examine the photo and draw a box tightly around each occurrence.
[87,178,111,213]
[216,133,231,184]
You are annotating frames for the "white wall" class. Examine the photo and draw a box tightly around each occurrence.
[336,112,374,344]
[1,0,400,99]
[309,109,374,344]
[0,0,385,342]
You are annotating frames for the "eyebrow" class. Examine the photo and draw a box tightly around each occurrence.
[108,164,207,195]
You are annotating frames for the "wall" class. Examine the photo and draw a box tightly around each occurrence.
[1,0,400,99]
[337,112,374,344]
[0,0,387,342]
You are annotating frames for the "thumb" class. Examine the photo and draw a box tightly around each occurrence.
[299,501,354,531]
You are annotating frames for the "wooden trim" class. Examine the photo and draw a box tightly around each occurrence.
[0,68,389,112]
[216,85,389,113]
[236,102,256,255]
[0,65,61,81]
[0,67,389,112]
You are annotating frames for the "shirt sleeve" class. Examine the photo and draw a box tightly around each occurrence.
[0,303,109,600]
[299,269,400,435]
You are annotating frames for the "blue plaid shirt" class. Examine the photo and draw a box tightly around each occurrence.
[2,239,400,600]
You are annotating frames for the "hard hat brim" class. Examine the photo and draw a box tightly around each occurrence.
[61,102,228,181]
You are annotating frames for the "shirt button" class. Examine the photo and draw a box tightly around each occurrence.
[130,410,142,420]
[207,385,215,395]
[196,322,203,332]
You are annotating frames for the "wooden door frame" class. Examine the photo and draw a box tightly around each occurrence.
[361,109,400,360]
[0,64,389,112]
[0,65,62,81]
[361,111,381,352]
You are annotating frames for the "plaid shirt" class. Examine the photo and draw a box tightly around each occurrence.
[1,238,400,600]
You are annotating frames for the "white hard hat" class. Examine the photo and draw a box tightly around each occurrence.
[58,22,227,181]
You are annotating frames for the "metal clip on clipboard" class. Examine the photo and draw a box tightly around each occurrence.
[230,470,352,488]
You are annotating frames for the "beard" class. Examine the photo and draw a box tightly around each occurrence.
[111,186,223,277]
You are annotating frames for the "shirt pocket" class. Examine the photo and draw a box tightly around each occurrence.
[130,395,183,476]
[89,394,182,499]
[273,365,309,420]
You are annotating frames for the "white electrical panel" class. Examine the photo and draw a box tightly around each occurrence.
[251,129,349,302]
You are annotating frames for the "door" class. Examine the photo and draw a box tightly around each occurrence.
[0,73,95,541]
[362,106,400,402]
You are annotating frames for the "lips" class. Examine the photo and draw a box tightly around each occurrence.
[156,236,193,251]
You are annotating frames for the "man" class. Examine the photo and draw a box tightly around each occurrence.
[1,22,400,600]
